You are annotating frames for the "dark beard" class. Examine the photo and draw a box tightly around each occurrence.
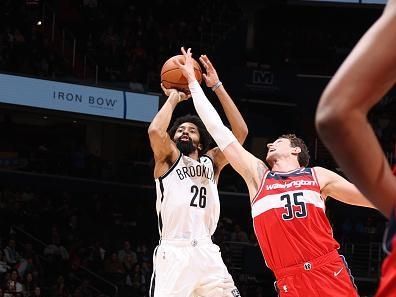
[176,138,196,155]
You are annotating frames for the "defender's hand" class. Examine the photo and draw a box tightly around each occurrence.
[199,54,220,88]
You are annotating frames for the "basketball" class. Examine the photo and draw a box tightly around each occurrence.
[160,55,202,94]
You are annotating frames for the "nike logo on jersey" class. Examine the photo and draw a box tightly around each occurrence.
[334,267,343,277]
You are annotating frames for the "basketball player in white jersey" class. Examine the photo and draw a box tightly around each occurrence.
[148,54,247,297]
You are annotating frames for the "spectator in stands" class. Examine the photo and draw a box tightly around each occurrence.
[21,243,41,274]
[122,253,137,276]
[22,272,36,297]
[75,279,93,297]
[135,243,149,263]
[104,251,125,286]
[231,224,249,242]
[32,287,41,297]
[117,240,136,263]
[87,240,106,271]
[105,251,124,272]
[4,269,23,297]
[52,275,70,297]
[0,250,11,275]
[3,239,21,268]
[129,263,146,296]
[44,236,69,275]
[101,26,119,56]
[139,260,151,289]
[17,257,35,280]
[44,237,69,261]
[2,271,11,289]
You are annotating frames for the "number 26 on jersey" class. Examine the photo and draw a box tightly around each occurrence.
[190,185,207,208]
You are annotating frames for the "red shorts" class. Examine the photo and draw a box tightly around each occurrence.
[375,237,396,297]
[273,250,358,297]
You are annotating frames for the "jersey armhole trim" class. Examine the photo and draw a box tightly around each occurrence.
[251,169,270,205]
[158,152,182,181]
[311,167,326,201]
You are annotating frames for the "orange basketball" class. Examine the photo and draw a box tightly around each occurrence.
[160,55,202,94]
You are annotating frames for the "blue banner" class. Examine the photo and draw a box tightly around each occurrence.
[0,74,159,122]
[125,92,159,123]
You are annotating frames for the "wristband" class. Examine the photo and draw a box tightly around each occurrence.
[211,81,223,91]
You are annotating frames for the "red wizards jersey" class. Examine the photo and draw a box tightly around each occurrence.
[252,167,339,271]
[376,207,396,297]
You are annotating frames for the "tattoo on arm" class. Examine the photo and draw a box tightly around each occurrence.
[251,160,267,190]
[257,161,267,180]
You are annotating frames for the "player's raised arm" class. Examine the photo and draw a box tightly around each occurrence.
[148,86,190,178]
[199,54,248,144]
[315,0,396,216]
[198,54,248,171]
[175,47,267,199]
[314,167,376,209]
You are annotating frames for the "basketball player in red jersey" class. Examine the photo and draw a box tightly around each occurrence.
[176,47,377,297]
[316,1,396,296]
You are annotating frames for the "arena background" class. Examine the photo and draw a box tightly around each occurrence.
[0,0,394,296]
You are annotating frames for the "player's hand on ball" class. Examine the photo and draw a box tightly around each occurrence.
[160,83,177,97]
[161,84,190,102]
[176,90,191,102]
[199,55,219,88]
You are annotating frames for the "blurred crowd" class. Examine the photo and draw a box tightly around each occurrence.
[0,0,71,80]
[0,187,156,297]
[0,186,262,297]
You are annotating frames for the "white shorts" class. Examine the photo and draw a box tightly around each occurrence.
[150,237,240,297]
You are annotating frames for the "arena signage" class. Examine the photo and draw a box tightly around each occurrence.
[0,74,159,122]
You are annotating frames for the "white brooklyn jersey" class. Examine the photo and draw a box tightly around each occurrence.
[155,153,220,240]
